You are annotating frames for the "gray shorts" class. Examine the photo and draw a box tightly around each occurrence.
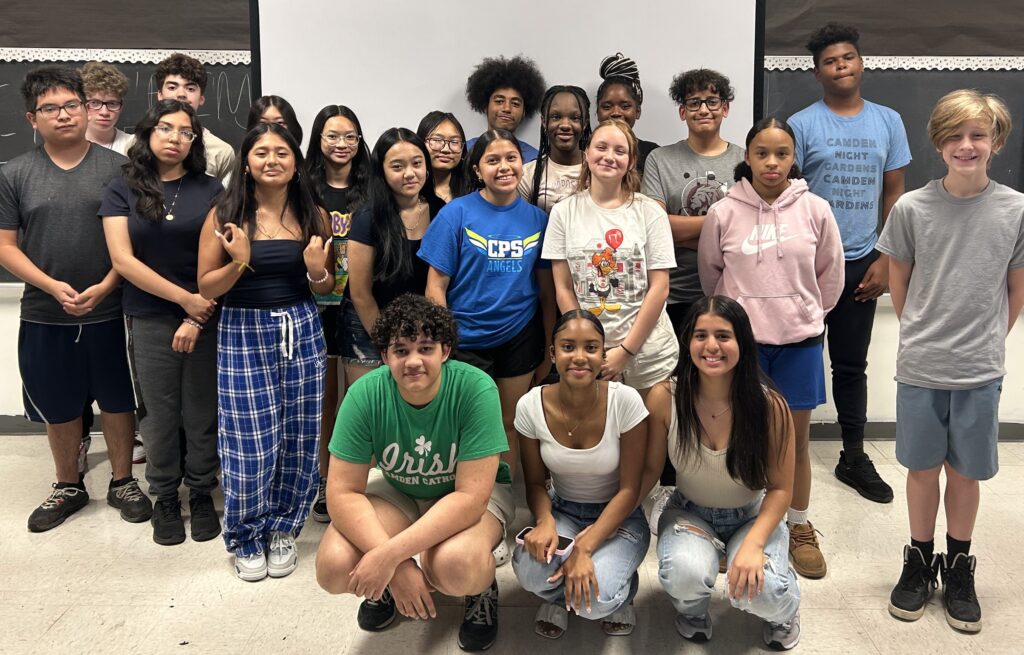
[895,378,1002,481]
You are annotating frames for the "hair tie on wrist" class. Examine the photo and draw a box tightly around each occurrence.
[620,344,636,357]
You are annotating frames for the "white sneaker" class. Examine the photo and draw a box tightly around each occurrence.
[648,486,675,535]
[132,438,146,464]
[235,551,268,582]
[763,611,801,650]
[268,530,298,578]
[675,613,712,641]
[492,538,511,567]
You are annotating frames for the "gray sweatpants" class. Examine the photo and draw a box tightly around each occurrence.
[127,315,219,500]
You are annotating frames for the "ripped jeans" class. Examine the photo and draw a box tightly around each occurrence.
[657,493,800,625]
[512,492,650,620]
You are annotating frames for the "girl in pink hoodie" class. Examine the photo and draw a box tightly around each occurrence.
[697,116,843,580]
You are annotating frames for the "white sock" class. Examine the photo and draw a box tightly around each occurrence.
[787,508,809,525]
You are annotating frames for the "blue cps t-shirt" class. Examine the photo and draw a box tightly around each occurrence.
[789,99,911,260]
[418,191,548,349]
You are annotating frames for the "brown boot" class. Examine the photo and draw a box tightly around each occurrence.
[789,521,826,578]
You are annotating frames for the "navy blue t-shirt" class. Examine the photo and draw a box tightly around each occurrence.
[418,192,548,349]
[99,171,222,317]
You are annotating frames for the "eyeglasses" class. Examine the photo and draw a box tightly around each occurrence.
[86,99,124,112]
[322,132,360,146]
[683,96,724,112]
[425,136,464,152]
[154,124,197,143]
[33,101,84,118]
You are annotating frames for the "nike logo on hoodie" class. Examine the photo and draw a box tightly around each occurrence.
[740,224,797,255]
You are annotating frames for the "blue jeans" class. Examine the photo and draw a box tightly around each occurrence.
[512,493,650,620]
[657,493,800,624]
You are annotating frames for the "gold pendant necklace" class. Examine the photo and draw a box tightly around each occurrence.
[559,384,600,437]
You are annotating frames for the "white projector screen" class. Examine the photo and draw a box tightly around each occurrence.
[255,0,761,152]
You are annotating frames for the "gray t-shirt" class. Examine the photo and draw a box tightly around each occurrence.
[876,179,1024,390]
[0,144,126,324]
[641,140,745,305]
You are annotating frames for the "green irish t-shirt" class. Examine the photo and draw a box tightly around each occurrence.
[330,359,510,499]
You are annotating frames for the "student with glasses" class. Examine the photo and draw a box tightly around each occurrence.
[100,100,223,546]
[0,67,152,532]
[303,105,373,523]
[417,111,473,203]
[82,62,133,156]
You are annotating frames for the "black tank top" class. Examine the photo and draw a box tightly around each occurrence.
[224,240,310,308]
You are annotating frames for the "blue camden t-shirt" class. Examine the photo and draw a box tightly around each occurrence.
[418,191,548,349]
[466,136,539,163]
[789,99,911,260]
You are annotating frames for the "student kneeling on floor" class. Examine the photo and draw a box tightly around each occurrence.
[315,294,514,653]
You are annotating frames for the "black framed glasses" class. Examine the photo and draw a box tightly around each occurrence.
[321,132,360,146]
[154,124,197,143]
[425,136,464,152]
[86,99,124,111]
[33,101,84,118]
[683,96,724,112]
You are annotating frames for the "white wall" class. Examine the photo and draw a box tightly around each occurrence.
[2,283,1021,422]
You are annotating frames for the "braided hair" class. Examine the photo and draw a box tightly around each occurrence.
[529,85,592,207]
[597,52,643,107]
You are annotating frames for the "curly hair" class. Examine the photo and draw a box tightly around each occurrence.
[669,69,735,106]
[806,23,860,68]
[154,53,208,93]
[371,294,459,352]
[465,55,546,119]
[20,66,84,113]
[81,62,128,99]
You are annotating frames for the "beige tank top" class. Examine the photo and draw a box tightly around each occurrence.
[667,396,762,509]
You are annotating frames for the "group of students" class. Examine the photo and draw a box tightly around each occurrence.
[1,19,1021,653]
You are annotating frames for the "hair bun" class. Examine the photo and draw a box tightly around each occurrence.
[599,53,640,82]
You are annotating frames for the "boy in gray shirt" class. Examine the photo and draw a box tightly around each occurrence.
[879,90,1024,634]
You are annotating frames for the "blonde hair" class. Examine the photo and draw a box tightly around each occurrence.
[928,89,1012,152]
[575,119,641,195]
[80,61,128,99]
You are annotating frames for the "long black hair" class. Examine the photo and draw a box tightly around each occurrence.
[124,99,207,222]
[246,95,302,144]
[467,128,522,190]
[673,296,790,490]
[304,104,371,210]
[365,128,436,284]
[734,116,803,183]
[529,85,591,207]
[215,122,327,242]
[416,110,472,200]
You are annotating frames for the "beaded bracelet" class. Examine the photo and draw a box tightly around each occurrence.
[307,268,330,284]
[183,318,204,330]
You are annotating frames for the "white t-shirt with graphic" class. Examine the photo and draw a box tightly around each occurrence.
[543,191,675,344]
[519,159,582,214]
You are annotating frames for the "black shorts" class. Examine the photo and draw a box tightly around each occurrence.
[20,319,136,424]
[318,305,342,358]
[454,311,544,379]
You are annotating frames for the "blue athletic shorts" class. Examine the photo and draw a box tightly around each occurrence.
[757,342,826,411]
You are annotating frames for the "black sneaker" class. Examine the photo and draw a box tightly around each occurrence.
[835,450,894,503]
[151,498,186,545]
[357,587,397,632]
[189,493,221,542]
[107,477,153,523]
[458,580,498,652]
[311,479,329,523]
[941,553,981,632]
[27,484,89,532]
[888,544,939,621]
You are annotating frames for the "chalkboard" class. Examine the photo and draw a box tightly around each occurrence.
[0,60,252,165]
[764,69,1024,192]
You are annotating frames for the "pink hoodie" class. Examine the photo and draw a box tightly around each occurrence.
[698,178,844,345]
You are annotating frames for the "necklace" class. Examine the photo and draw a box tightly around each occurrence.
[699,398,732,419]
[558,384,601,438]
[400,198,426,233]
[162,177,184,221]
[255,202,291,240]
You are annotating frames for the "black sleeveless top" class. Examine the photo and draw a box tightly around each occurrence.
[223,240,310,308]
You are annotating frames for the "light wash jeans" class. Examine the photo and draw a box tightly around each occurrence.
[512,492,650,620]
[657,492,800,624]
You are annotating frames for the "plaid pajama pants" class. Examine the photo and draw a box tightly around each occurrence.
[217,299,325,557]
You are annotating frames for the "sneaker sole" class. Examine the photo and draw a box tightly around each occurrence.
[834,468,894,504]
[28,510,81,533]
[268,561,298,578]
[945,609,981,633]
[153,530,186,546]
[358,610,397,632]
[191,525,222,542]
[457,634,496,652]
[108,499,153,523]
[236,565,268,582]
[310,509,330,523]
[790,558,827,579]
[888,601,926,622]
[765,634,802,651]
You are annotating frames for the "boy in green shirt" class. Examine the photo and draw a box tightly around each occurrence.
[316,294,514,652]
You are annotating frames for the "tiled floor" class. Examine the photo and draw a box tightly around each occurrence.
[3,436,1023,654]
